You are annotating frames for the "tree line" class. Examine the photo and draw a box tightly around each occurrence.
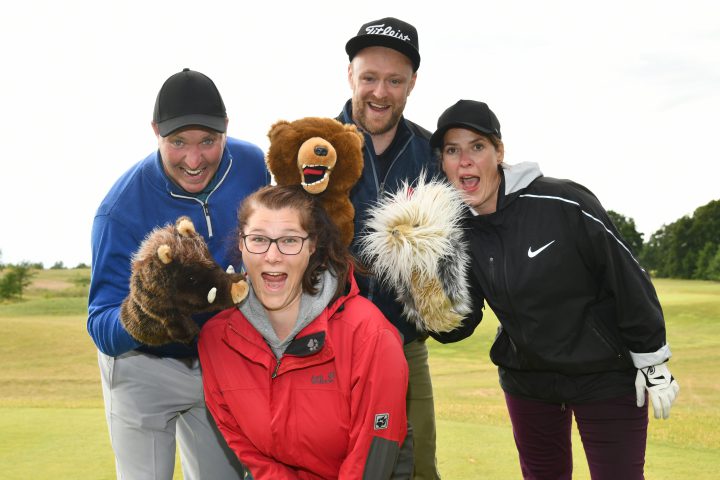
[0,253,89,300]
[609,199,720,280]
[1,200,718,299]
[0,261,36,300]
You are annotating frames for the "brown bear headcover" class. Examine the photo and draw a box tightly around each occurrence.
[296,137,336,195]
[267,117,364,246]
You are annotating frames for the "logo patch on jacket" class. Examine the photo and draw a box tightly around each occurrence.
[311,371,335,384]
[374,413,389,430]
[527,240,555,258]
[285,332,326,356]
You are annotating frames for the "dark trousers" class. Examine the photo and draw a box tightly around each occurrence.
[404,338,440,479]
[504,392,648,480]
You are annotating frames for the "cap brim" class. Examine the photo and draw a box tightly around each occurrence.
[157,114,227,137]
[346,36,420,71]
[430,122,499,150]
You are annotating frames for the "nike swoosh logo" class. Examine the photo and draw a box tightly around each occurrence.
[528,240,556,258]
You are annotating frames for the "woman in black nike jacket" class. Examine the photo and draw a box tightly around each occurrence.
[430,100,679,480]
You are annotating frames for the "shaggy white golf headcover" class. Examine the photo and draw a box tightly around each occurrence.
[358,173,472,333]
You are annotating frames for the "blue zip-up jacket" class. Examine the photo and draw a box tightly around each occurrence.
[338,100,439,344]
[87,137,268,357]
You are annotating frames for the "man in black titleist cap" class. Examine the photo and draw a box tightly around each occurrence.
[88,68,268,479]
[337,16,443,479]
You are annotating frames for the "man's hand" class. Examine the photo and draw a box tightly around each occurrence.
[635,363,680,419]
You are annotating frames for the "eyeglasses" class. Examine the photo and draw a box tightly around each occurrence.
[241,234,309,255]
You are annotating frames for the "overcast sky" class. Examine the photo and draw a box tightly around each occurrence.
[1,0,718,267]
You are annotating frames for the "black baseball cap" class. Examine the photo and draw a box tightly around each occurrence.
[430,100,502,149]
[345,17,420,71]
[153,68,227,137]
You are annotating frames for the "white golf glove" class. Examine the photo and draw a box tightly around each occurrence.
[635,363,679,419]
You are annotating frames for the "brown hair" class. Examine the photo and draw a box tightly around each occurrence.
[236,185,355,302]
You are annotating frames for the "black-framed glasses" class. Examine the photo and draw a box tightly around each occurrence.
[241,234,310,255]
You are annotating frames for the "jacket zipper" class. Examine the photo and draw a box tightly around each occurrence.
[167,156,234,239]
[202,203,212,237]
[489,256,496,288]
[271,358,282,379]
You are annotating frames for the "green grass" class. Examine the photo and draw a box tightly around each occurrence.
[429,278,720,478]
[0,271,718,478]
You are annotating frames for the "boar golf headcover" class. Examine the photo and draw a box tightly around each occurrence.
[358,174,472,334]
[120,216,249,345]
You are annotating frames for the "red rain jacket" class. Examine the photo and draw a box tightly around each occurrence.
[199,274,409,479]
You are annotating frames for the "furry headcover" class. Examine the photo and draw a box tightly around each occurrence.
[120,216,249,345]
[266,117,364,247]
[358,173,472,333]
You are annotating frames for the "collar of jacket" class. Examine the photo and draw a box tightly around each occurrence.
[151,145,233,197]
[466,162,543,224]
[221,267,360,374]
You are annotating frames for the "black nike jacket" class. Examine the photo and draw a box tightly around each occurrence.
[431,162,671,403]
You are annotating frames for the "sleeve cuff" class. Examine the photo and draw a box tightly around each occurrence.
[630,344,672,368]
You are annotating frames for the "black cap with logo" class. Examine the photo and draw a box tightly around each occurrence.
[345,17,420,71]
[430,100,502,150]
[153,68,227,137]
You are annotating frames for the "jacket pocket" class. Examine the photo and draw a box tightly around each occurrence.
[586,298,632,369]
[490,299,634,375]
[490,325,530,370]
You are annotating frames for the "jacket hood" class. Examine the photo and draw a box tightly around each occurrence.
[234,268,359,359]
[497,161,543,211]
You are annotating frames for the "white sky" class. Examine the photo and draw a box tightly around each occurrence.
[1,0,718,267]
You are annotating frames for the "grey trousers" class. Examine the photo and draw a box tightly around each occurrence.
[98,350,247,480]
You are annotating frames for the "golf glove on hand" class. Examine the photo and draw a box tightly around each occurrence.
[635,363,679,419]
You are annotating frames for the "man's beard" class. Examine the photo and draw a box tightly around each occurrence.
[352,97,405,135]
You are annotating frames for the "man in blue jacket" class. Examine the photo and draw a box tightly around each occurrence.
[338,17,441,479]
[88,68,268,479]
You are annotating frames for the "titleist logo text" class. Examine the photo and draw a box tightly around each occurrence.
[364,24,411,42]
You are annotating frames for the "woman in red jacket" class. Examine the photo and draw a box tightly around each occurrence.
[199,185,411,479]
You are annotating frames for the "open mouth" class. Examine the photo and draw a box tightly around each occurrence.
[181,167,206,177]
[301,165,330,186]
[460,176,480,189]
[368,102,390,112]
[262,272,287,290]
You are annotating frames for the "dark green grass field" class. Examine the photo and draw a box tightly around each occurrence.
[0,270,717,479]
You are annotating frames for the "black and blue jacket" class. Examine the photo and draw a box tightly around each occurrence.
[338,100,439,344]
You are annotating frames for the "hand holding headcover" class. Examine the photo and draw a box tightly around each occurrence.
[121,216,249,345]
[358,173,472,333]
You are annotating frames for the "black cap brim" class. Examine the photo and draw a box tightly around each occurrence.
[430,122,499,150]
[345,36,420,71]
[157,114,227,137]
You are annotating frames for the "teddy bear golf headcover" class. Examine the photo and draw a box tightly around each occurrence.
[267,117,364,247]
[358,173,472,334]
[120,216,249,345]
